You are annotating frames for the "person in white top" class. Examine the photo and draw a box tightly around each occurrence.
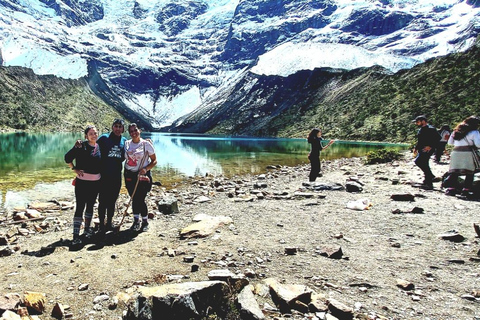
[124,123,157,232]
[443,116,480,197]
[435,125,451,163]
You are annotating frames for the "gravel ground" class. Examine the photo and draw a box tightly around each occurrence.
[1,153,480,320]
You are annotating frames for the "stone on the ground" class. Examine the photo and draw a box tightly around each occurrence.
[236,285,266,320]
[316,246,343,259]
[51,302,65,319]
[0,293,21,312]
[327,298,354,320]
[0,310,21,320]
[23,291,46,313]
[396,279,415,291]
[345,181,363,193]
[438,231,465,243]
[180,214,233,238]
[264,278,313,313]
[125,281,230,319]
[156,197,179,214]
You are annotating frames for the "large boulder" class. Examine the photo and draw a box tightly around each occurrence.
[125,281,230,320]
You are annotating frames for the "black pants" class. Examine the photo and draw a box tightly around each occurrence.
[74,179,100,218]
[98,175,122,227]
[124,170,152,217]
[435,142,447,162]
[415,150,435,185]
[309,155,321,182]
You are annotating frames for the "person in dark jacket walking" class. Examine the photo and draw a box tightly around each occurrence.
[307,128,334,182]
[412,115,441,189]
[65,125,102,246]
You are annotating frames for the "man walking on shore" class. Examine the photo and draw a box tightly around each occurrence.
[412,115,441,190]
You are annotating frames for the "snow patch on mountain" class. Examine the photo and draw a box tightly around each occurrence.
[251,42,418,76]
[2,37,87,78]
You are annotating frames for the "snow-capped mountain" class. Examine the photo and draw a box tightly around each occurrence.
[1,0,479,129]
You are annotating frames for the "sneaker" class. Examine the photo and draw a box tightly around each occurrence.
[445,188,456,196]
[141,222,149,232]
[71,237,82,246]
[83,227,94,239]
[130,220,141,232]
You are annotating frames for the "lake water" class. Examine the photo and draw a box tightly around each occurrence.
[0,132,407,212]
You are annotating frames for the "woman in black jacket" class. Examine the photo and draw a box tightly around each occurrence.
[307,128,334,182]
[65,125,102,245]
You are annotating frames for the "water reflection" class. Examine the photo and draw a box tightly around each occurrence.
[0,132,407,212]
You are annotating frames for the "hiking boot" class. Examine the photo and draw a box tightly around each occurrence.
[71,236,82,246]
[83,227,94,239]
[130,220,141,232]
[140,222,149,232]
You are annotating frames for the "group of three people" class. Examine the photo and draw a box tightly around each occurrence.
[64,119,157,245]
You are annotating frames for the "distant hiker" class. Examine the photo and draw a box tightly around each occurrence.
[65,125,102,246]
[443,116,480,197]
[307,128,334,182]
[435,125,451,163]
[412,115,441,190]
[96,119,127,235]
[124,123,157,232]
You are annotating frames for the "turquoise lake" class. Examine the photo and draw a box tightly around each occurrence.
[0,132,407,212]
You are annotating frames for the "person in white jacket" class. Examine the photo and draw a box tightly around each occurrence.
[443,116,480,197]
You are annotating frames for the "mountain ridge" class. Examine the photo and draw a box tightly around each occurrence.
[1,0,479,131]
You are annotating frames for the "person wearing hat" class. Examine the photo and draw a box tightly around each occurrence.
[412,115,441,189]
[96,119,127,235]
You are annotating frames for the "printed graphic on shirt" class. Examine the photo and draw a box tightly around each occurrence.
[109,145,123,159]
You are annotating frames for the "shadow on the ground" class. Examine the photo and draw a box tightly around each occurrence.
[21,228,140,257]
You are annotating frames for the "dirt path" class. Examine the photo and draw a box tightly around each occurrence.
[1,154,480,319]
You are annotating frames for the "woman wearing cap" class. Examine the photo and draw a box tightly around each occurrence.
[307,128,334,182]
[443,116,480,197]
[96,119,127,235]
[65,125,102,246]
[124,123,157,232]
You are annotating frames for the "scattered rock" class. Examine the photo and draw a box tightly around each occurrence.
[180,214,233,238]
[438,231,465,243]
[396,279,415,291]
[156,197,179,214]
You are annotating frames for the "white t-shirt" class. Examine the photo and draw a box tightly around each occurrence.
[448,130,480,147]
[124,139,155,172]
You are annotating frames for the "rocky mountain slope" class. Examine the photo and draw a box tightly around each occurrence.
[1,0,480,134]
[167,38,480,143]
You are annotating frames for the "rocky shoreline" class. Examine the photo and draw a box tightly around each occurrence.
[1,154,480,319]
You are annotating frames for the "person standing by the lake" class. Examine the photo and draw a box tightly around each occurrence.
[96,119,127,235]
[307,128,334,182]
[443,116,480,197]
[435,125,451,164]
[124,123,157,232]
[412,115,441,190]
[65,125,102,246]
